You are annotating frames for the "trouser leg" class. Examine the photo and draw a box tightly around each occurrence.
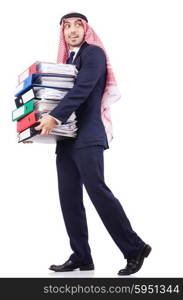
[73,145,145,259]
[56,145,93,264]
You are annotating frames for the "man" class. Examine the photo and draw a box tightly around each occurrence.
[35,12,151,276]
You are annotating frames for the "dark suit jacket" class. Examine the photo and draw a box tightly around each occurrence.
[49,41,109,153]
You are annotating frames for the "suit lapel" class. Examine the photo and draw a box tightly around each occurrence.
[73,41,89,64]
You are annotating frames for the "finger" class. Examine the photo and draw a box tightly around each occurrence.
[45,129,50,135]
[40,128,47,135]
[35,124,42,130]
[34,120,43,130]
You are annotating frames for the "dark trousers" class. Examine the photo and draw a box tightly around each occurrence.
[56,143,145,264]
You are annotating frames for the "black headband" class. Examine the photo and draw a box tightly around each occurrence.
[60,13,88,25]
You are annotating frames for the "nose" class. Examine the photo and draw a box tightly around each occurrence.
[71,29,76,35]
[69,25,78,34]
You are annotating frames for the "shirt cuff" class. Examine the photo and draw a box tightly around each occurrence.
[50,116,62,126]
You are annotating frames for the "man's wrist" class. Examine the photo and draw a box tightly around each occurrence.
[49,115,62,126]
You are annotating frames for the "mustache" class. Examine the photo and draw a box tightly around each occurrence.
[69,33,79,37]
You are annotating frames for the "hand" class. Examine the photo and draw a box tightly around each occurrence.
[34,115,58,135]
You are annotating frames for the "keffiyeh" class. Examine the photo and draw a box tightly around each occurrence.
[57,13,121,143]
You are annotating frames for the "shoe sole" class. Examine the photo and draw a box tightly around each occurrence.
[49,265,94,272]
[79,266,94,271]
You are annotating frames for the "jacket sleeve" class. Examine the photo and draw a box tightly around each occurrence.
[49,46,106,123]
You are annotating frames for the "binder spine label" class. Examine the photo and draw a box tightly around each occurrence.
[22,89,35,102]
[19,128,31,141]
[13,106,24,119]
[15,82,24,94]
[19,69,29,83]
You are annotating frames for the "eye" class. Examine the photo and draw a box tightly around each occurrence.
[64,23,70,29]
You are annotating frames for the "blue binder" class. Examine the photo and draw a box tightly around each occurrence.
[15,74,75,97]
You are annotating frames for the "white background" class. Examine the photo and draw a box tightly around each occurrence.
[0,0,183,277]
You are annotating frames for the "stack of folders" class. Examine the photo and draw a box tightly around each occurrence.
[12,62,78,143]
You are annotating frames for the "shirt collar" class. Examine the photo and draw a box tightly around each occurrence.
[68,46,80,55]
[68,41,85,55]
[68,46,80,63]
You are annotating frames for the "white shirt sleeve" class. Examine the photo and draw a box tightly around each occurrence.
[51,116,62,126]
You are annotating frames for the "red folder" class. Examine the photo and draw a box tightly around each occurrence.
[18,62,38,84]
[17,111,40,132]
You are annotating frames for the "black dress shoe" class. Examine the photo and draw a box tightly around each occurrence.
[49,259,94,272]
[118,244,152,276]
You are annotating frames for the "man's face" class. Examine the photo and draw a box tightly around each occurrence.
[63,18,85,49]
